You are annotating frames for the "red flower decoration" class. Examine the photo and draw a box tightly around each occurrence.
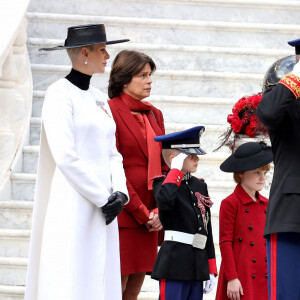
[227,93,268,138]
[227,114,243,133]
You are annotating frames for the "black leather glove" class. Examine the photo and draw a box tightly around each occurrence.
[102,192,127,225]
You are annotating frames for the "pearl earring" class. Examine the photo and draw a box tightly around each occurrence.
[84,60,88,65]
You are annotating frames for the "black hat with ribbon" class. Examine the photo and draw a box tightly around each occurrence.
[39,24,129,51]
[220,141,273,173]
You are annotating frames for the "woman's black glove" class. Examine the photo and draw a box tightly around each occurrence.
[102,191,128,225]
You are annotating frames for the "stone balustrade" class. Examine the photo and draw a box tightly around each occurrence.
[0,0,32,199]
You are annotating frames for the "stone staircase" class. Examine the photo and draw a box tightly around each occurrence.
[1,0,300,299]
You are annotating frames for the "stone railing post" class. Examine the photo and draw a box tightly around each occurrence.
[0,1,32,199]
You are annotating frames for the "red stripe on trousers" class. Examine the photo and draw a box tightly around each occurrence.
[160,279,166,300]
[271,233,277,300]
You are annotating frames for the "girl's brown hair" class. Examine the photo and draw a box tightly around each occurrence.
[108,50,156,99]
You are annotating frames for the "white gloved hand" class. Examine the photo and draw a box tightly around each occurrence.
[203,274,215,294]
[291,60,300,78]
[170,152,188,171]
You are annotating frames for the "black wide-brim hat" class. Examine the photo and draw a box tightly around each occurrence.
[220,141,273,173]
[39,24,129,51]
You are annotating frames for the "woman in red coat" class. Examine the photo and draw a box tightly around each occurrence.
[108,50,168,300]
[215,141,273,300]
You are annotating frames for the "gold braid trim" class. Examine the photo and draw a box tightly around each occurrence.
[279,73,300,99]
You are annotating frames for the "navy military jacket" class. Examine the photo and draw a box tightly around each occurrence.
[257,78,300,236]
[151,169,217,281]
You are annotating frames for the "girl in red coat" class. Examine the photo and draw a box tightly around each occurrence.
[215,141,273,300]
[108,50,168,300]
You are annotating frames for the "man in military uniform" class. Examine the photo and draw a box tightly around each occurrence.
[257,39,300,300]
[151,126,217,300]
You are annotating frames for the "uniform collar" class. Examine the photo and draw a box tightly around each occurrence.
[183,173,191,181]
[234,184,268,205]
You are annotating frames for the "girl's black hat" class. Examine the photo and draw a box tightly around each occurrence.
[220,141,273,173]
[39,24,129,51]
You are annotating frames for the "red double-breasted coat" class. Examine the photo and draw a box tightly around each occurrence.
[108,95,167,275]
[215,184,268,300]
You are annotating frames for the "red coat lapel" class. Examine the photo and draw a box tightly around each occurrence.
[109,97,148,159]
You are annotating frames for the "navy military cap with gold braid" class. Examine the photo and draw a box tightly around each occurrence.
[154,126,206,155]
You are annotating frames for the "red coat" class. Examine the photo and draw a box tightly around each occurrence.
[108,96,167,227]
[108,96,167,274]
[216,185,268,300]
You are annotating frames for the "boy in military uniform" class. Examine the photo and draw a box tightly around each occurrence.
[151,126,217,300]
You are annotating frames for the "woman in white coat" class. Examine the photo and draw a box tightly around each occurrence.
[25,24,129,300]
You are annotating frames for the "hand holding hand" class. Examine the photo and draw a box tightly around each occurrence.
[170,152,188,171]
[292,60,300,78]
[203,274,216,294]
[102,191,127,225]
[227,278,244,300]
[146,211,163,232]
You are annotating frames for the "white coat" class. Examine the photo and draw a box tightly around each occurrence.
[25,78,128,300]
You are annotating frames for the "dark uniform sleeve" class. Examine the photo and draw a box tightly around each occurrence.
[257,74,300,128]
[153,168,184,211]
[204,185,218,276]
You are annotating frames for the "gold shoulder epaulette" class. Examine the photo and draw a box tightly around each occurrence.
[279,73,300,99]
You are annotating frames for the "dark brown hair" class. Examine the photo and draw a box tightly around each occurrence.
[108,50,156,99]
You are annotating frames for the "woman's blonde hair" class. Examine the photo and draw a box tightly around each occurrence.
[233,163,271,184]
[66,45,94,63]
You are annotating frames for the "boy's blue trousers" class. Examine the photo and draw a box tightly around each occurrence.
[159,279,203,300]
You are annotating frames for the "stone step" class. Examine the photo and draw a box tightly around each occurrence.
[0,257,27,286]
[23,146,39,174]
[0,247,221,287]
[32,89,237,124]
[0,215,219,258]
[30,63,263,98]
[26,12,300,48]
[11,159,235,203]
[29,117,231,151]
[0,285,25,300]
[0,201,33,229]
[27,0,300,24]
[22,141,233,185]
[27,38,291,73]
[11,174,36,202]
[0,229,30,258]
[31,90,44,118]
